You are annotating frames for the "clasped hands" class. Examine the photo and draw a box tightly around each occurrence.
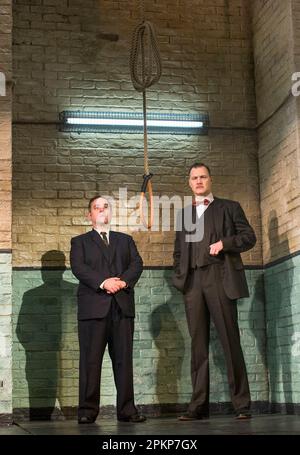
[103,277,127,294]
[209,240,223,256]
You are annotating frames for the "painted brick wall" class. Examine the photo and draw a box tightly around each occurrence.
[252,0,294,126]
[257,98,300,262]
[252,0,300,263]
[12,0,261,267]
[265,255,300,406]
[291,0,300,255]
[7,0,300,417]
[12,268,268,416]
[12,127,261,267]
[252,0,300,408]
[0,0,12,421]
[0,0,12,250]
[11,0,266,416]
[0,254,12,419]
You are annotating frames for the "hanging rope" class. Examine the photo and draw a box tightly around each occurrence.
[129,0,162,229]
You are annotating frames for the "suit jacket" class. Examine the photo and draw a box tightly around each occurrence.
[70,230,143,320]
[172,197,256,300]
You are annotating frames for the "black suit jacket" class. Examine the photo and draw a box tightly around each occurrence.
[70,230,143,320]
[172,197,256,300]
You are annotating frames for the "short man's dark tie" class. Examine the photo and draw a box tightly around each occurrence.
[100,232,109,247]
[203,198,210,206]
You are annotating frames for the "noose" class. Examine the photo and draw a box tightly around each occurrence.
[129,0,162,229]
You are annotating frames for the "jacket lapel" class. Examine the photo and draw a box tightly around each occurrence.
[182,197,225,240]
[211,197,225,237]
[90,229,110,262]
[108,231,117,264]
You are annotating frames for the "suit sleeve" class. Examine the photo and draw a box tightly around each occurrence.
[70,236,107,292]
[119,236,143,288]
[220,202,256,253]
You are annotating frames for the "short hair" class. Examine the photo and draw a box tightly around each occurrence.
[188,162,211,177]
[88,195,102,211]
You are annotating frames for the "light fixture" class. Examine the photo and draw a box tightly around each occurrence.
[59,111,209,134]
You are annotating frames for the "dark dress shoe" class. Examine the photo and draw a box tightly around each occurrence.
[178,412,209,421]
[118,414,147,423]
[235,410,252,420]
[78,416,96,424]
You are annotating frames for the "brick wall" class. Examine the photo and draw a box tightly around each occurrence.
[0,253,12,420]
[291,0,300,256]
[252,0,300,263]
[0,0,12,421]
[252,0,300,409]
[252,0,294,127]
[12,268,268,416]
[11,0,266,416]
[12,127,261,266]
[265,256,300,407]
[0,0,12,250]
[12,0,261,267]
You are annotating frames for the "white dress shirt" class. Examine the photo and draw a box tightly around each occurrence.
[195,193,214,218]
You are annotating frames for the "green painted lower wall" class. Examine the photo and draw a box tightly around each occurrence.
[265,255,300,405]
[12,267,268,416]
[0,253,12,418]
[12,269,77,415]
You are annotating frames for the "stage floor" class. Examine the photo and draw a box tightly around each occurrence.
[1,414,299,435]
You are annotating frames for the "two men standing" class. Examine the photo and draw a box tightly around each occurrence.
[70,162,256,422]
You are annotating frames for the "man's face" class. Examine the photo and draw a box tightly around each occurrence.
[189,166,212,196]
[88,197,111,227]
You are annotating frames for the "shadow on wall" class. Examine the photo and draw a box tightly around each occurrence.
[149,271,185,411]
[248,270,269,410]
[267,210,295,411]
[15,250,77,420]
[249,273,267,367]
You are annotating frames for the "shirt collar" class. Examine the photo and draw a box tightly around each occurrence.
[93,226,110,236]
[195,193,214,204]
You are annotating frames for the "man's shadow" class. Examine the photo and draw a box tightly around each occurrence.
[245,267,269,414]
[149,271,185,413]
[16,250,77,420]
[266,211,294,411]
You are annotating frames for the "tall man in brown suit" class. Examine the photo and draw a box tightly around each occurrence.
[173,163,256,420]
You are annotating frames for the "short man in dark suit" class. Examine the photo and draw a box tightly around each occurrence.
[70,195,146,424]
[173,163,256,420]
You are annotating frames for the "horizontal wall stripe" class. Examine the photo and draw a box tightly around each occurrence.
[11,249,300,271]
[13,266,68,271]
[0,249,12,254]
[264,250,300,269]
[12,264,262,271]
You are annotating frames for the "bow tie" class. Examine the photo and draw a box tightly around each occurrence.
[192,198,210,207]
